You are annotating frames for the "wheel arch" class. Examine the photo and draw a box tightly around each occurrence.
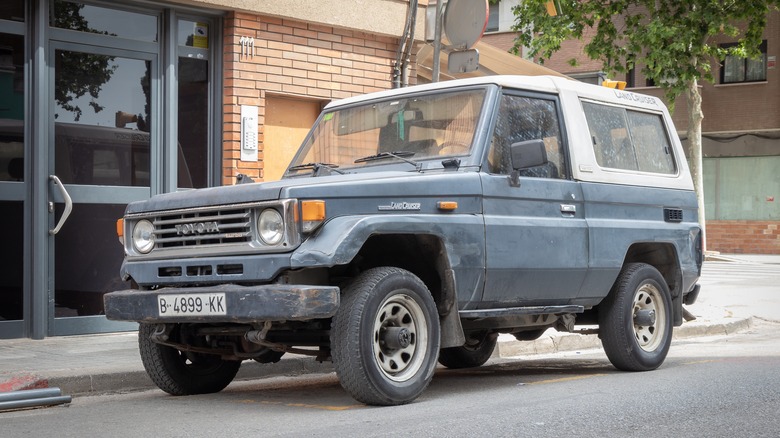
[347,233,466,348]
[622,242,684,326]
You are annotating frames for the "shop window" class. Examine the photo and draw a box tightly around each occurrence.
[0,0,25,22]
[721,41,768,84]
[0,33,24,182]
[177,19,211,188]
[51,0,158,42]
[54,50,152,187]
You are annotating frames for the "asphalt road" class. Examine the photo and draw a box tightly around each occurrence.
[4,319,779,438]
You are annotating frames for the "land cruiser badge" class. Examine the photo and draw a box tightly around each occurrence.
[378,201,421,211]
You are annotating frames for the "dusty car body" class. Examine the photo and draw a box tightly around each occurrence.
[104,75,702,405]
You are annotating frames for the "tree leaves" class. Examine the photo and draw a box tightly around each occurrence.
[510,0,778,107]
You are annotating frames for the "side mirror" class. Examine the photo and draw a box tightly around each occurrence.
[510,139,548,170]
[508,139,548,187]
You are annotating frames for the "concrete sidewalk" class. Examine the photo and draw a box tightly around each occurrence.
[0,254,769,397]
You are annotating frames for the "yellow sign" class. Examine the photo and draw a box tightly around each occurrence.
[193,22,209,49]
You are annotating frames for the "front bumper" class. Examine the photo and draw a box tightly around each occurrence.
[103,283,340,323]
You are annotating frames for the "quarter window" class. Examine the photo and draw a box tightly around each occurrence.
[582,101,676,175]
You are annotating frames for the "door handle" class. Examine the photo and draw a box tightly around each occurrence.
[49,175,73,235]
[560,204,576,216]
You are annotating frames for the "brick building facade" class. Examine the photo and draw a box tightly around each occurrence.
[221,12,411,185]
[482,2,780,254]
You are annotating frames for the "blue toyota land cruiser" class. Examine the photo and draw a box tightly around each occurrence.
[104,75,703,405]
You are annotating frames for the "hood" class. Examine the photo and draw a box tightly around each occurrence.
[125,171,466,214]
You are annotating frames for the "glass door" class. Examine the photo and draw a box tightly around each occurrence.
[0,9,27,338]
[48,43,155,335]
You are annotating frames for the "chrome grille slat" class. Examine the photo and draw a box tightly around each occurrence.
[153,222,248,235]
[153,212,250,226]
[154,232,252,244]
[150,206,253,249]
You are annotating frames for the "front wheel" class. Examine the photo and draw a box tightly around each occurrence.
[599,263,673,371]
[330,267,441,406]
[138,323,241,395]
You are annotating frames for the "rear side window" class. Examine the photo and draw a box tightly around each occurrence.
[582,101,676,174]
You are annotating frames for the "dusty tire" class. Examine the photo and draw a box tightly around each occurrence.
[599,263,673,371]
[331,267,441,406]
[438,331,497,369]
[138,323,241,395]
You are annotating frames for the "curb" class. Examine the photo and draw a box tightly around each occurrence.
[496,315,754,358]
[45,355,335,396]
[1,316,754,397]
[0,374,49,393]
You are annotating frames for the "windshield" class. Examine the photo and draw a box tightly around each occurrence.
[286,88,487,175]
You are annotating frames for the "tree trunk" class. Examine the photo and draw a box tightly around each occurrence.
[685,79,706,252]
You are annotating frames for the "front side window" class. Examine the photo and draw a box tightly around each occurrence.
[287,89,487,175]
[721,41,767,84]
[488,94,568,179]
[582,101,676,175]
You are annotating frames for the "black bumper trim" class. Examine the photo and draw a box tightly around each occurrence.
[104,283,340,323]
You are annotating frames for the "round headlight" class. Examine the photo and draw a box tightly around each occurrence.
[258,208,284,245]
[132,219,155,254]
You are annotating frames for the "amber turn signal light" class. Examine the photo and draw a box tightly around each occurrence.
[437,201,458,211]
[116,218,125,245]
[301,200,326,233]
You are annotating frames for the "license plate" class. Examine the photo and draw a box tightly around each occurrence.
[158,293,227,317]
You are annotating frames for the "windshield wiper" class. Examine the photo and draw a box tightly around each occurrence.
[354,151,421,171]
[287,162,344,176]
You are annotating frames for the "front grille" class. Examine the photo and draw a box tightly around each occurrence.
[152,207,252,249]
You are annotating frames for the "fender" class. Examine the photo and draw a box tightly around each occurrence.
[290,214,485,271]
[290,214,485,348]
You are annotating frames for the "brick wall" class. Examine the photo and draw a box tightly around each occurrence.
[481,33,517,53]
[222,12,404,184]
[707,221,780,254]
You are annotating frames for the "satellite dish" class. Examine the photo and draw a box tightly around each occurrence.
[442,0,488,50]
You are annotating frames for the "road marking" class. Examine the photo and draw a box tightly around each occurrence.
[237,399,362,411]
[527,374,607,385]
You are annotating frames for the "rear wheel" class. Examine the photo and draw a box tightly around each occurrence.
[331,267,441,406]
[599,263,673,371]
[438,331,497,369]
[138,323,241,395]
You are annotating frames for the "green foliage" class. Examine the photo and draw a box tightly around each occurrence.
[511,0,779,106]
[52,0,117,121]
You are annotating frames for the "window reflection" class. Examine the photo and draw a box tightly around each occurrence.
[54,50,151,186]
[178,20,209,49]
[178,57,208,188]
[0,33,24,182]
[0,0,25,22]
[51,0,157,42]
[54,203,129,317]
[0,202,23,321]
[177,19,210,189]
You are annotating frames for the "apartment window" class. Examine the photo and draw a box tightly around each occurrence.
[486,2,499,32]
[721,41,767,84]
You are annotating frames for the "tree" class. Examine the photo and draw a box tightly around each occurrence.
[510,0,779,250]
